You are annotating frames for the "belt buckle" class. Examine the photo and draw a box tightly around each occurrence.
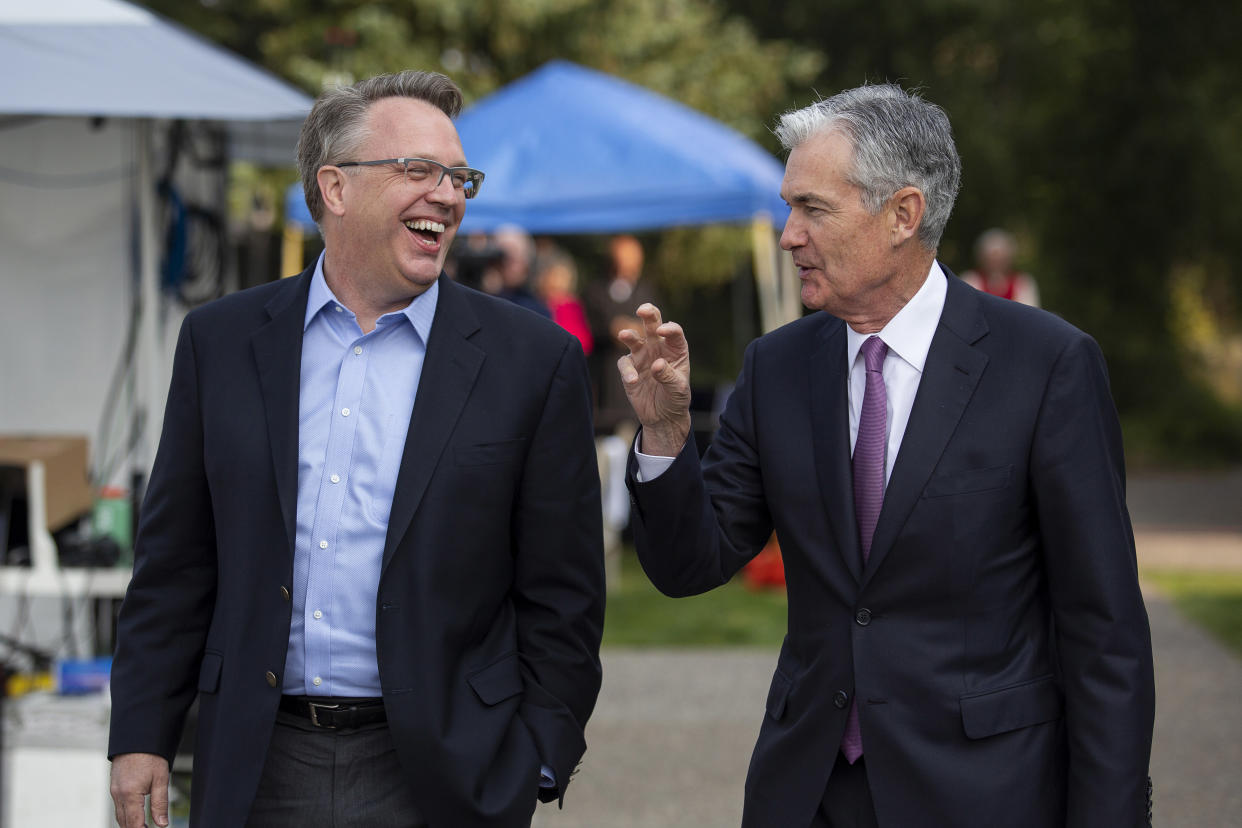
[307,701,341,729]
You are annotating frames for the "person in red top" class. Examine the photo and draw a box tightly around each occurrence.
[536,250,594,355]
[961,227,1040,307]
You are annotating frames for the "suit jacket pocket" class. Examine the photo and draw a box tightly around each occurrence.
[197,651,223,694]
[923,464,1013,498]
[959,674,1063,739]
[766,668,793,721]
[468,652,524,706]
[455,438,527,467]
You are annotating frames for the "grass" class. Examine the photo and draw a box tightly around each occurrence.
[1143,569,1242,657]
[602,551,787,648]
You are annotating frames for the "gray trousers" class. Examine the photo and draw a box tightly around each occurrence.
[246,709,427,828]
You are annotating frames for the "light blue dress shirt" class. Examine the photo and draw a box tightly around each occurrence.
[284,254,437,697]
[282,256,555,789]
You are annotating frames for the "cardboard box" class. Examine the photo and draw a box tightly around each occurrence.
[0,435,93,532]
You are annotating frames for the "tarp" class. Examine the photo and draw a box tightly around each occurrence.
[0,0,310,123]
[0,0,312,481]
[454,60,789,233]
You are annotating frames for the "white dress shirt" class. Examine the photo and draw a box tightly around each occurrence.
[636,262,948,482]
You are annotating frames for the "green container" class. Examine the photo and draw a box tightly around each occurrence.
[93,489,132,566]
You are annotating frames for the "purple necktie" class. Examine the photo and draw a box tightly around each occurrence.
[841,335,888,764]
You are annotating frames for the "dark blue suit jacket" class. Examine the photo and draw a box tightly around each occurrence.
[629,271,1154,827]
[109,265,605,827]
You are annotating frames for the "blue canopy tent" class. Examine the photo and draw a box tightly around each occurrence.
[287,61,800,330]
[454,60,789,233]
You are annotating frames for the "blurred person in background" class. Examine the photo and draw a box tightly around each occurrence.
[618,84,1153,827]
[107,69,604,828]
[586,234,659,436]
[535,249,593,356]
[961,227,1040,307]
[493,224,551,318]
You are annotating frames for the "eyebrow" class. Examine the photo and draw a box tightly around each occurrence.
[785,192,831,208]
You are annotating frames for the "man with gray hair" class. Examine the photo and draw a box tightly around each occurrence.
[108,70,605,828]
[618,83,1154,826]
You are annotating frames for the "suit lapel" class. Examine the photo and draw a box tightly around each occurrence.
[809,316,864,583]
[862,272,989,588]
[251,267,314,557]
[382,277,485,572]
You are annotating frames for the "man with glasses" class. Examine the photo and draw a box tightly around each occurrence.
[108,70,605,828]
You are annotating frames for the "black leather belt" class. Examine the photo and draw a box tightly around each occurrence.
[279,695,387,729]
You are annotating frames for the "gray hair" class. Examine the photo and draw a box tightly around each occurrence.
[296,70,463,225]
[774,83,961,249]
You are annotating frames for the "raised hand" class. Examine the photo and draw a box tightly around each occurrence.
[616,303,692,456]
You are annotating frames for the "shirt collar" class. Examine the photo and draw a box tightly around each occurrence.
[304,251,439,345]
[845,261,948,374]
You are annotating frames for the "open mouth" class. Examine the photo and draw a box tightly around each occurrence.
[404,218,446,248]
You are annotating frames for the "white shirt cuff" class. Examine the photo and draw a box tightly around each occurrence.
[633,433,678,482]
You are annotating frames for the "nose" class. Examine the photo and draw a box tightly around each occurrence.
[426,171,458,205]
[779,215,803,251]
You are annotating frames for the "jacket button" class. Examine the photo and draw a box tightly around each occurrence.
[265,671,278,688]
[833,690,849,709]
[280,586,291,601]
[855,608,872,626]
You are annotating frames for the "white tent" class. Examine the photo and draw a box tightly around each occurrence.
[0,0,311,490]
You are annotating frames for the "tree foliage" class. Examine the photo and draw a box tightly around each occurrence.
[724,0,1242,464]
[146,0,820,142]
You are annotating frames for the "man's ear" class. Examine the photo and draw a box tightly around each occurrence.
[317,166,348,219]
[889,186,926,246]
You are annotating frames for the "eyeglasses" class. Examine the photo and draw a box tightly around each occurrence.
[335,157,485,199]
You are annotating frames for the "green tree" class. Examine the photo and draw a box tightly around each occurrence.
[723,0,1242,464]
[144,0,819,142]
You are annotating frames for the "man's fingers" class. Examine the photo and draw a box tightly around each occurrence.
[651,358,683,386]
[618,354,638,385]
[653,321,687,355]
[115,796,146,828]
[149,772,170,828]
[635,302,663,328]
[617,327,643,352]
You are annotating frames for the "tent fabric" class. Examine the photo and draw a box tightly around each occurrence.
[454,60,790,234]
[0,0,311,121]
[0,0,311,471]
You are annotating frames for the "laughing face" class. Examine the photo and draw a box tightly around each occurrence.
[326,96,468,307]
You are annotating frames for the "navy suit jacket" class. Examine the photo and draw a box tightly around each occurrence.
[109,265,606,827]
[629,271,1154,827]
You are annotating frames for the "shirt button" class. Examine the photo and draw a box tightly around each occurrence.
[334,305,343,313]
[330,473,340,484]
[856,608,872,626]
[265,671,278,688]
[312,676,322,687]
[313,609,323,620]
[353,346,363,355]
[319,540,328,549]
[833,690,849,709]
[341,407,350,417]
